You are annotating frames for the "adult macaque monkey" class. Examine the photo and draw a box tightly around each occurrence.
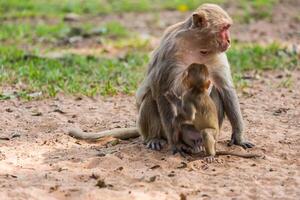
[69,4,254,151]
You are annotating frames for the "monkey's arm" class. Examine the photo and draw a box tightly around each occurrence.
[68,127,139,142]
[164,90,181,109]
[211,54,254,148]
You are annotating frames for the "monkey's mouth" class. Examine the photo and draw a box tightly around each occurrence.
[219,41,231,52]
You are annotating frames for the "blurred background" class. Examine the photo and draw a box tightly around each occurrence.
[0,0,299,99]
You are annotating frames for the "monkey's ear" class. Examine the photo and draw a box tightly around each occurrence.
[205,80,211,90]
[191,12,207,29]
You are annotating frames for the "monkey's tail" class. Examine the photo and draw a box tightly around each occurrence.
[216,151,261,159]
[68,127,140,142]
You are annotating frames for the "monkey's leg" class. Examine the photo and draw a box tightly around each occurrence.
[210,86,225,129]
[219,86,254,148]
[137,93,166,150]
[211,61,254,149]
[202,130,216,163]
[156,95,176,148]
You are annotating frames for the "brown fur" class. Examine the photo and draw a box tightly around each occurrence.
[69,4,254,152]
[166,64,260,161]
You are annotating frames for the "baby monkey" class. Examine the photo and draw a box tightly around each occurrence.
[165,63,259,162]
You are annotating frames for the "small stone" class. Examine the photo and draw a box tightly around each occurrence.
[90,173,99,179]
[168,171,176,177]
[148,176,156,182]
[97,153,106,157]
[95,180,106,188]
[150,165,160,169]
[32,112,42,116]
[116,166,123,171]
[5,108,13,112]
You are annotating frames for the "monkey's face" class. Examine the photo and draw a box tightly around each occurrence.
[192,4,233,54]
[216,24,231,52]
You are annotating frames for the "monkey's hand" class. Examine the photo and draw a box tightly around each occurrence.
[228,134,255,149]
[171,143,194,157]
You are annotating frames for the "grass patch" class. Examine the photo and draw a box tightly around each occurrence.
[237,0,277,23]
[0,22,70,43]
[0,46,148,99]
[0,0,278,18]
[0,44,298,99]
[228,43,298,72]
[0,0,223,17]
[97,22,129,38]
[0,21,130,46]
[229,43,298,89]
[101,37,151,51]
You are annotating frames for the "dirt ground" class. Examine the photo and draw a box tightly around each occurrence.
[0,69,299,200]
[1,1,300,199]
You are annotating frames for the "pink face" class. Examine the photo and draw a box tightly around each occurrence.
[218,24,231,52]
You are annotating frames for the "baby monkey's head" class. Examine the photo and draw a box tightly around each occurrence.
[183,63,211,91]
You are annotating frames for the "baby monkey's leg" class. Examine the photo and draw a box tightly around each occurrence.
[202,129,217,163]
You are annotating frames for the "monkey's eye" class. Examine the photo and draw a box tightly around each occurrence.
[200,50,208,55]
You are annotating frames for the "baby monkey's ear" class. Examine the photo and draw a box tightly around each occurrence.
[205,80,211,90]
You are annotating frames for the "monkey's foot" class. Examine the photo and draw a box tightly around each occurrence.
[228,138,255,149]
[146,139,166,151]
[172,145,205,158]
[204,156,216,163]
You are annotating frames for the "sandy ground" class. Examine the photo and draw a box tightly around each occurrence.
[1,1,300,199]
[0,69,299,200]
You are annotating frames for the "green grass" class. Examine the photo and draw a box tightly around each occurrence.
[0,0,294,100]
[0,46,148,99]
[0,44,298,99]
[0,0,224,17]
[1,0,276,18]
[228,43,298,71]
[99,22,129,38]
[0,23,70,43]
[0,21,129,45]
[237,0,277,23]
[0,0,278,45]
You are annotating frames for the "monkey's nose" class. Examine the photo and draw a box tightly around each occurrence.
[227,39,231,44]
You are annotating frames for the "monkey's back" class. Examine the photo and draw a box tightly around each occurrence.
[193,93,219,137]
